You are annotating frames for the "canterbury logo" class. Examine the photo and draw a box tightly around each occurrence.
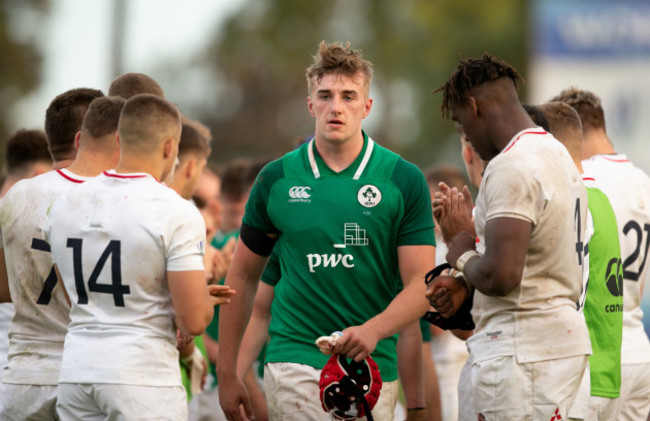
[605,257,624,297]
[289,186,311,199]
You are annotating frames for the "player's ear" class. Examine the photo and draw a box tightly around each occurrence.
[185,157,196,178]
[468,96,479,117]
[362,97,373,119]
[462,144,473,165]
[74,131,82,150]
[162,138,175,160]
[307,96,316,118]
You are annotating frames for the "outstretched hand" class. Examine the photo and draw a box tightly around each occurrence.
[208,284,236,306]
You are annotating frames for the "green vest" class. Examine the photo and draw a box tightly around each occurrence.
[584,185,623,397]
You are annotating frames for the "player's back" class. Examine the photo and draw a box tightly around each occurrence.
[582,154,650,364]
[471,130,590,362]
[0,169,89,384]
[46,169,206,386]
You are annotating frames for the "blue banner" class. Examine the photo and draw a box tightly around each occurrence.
[533,0,650,57]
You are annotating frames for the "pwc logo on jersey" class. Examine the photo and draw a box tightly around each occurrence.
[289,186,311,203]
[307,223,368,273]
[357,185,382,208]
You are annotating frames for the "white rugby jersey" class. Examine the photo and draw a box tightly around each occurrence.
[45,170,205,386]
[0,169,89,384]
[582,154,650,364]
[0,303,13,369]
[468,129,591,363]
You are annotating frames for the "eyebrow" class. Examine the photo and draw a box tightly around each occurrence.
[316,89,360,96]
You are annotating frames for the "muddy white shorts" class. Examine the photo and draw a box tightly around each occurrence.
[264,361,398,421]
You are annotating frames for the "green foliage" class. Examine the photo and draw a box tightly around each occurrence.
[182,0,528,169]
[0,1,48,169]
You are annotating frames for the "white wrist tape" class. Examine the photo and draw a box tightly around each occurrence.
[455,250,480,272]
[180,346,204,395]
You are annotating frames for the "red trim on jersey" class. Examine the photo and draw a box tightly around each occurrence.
[56,169,84,183]
[103,170,148,179]
[503,130,548,153]
[598,155,629,163]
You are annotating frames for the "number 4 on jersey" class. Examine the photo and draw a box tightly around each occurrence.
[67,238,130,307]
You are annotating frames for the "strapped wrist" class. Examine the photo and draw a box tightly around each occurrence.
[180,345,202,367]
[455,249,480,272]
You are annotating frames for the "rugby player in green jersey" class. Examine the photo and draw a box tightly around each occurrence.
[217,41,436,421]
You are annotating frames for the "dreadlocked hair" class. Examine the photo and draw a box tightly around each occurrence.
[435,54,524,119]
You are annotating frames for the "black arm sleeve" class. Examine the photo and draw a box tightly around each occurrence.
[240,222,277,257]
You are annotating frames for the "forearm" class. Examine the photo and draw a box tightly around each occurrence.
[203,333,219,364]
[397,322,425,409]
[236,312,270,378]
[179,340,195,359]
[216,242,269,378]
[365,280,429,341]
[462,252,518,296]
[449,219,529,297]
[216,274,258,377]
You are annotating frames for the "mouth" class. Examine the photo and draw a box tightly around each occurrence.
[327,119,344,127]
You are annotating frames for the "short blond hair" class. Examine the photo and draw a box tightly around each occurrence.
[118,94,180,152]
[109,72,164,99]
[305,41,373,95]
[538,101,583,161]
[82,96,126,139]
[549,87,605,132]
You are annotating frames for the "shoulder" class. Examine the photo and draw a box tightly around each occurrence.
[5,170,62,196]
[3,170,80,213]
[393,156,423,177]
[156,183,203,218]
[258,157,285,183]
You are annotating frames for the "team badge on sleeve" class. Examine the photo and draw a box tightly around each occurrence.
[357,185,381,208]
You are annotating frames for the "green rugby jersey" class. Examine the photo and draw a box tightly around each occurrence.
[245,133,435,381]
[584,183,623,398]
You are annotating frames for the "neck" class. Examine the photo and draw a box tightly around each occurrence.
[52,159,74,170]
[66,149,119,177]
[575,159,584,174]
[114,154,165,181]
[497,109,538,152]
[314,132,364,173]
[581,128,615,159]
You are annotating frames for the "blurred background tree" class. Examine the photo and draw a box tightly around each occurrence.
[0,0,49,166]
[160,0,528,169]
